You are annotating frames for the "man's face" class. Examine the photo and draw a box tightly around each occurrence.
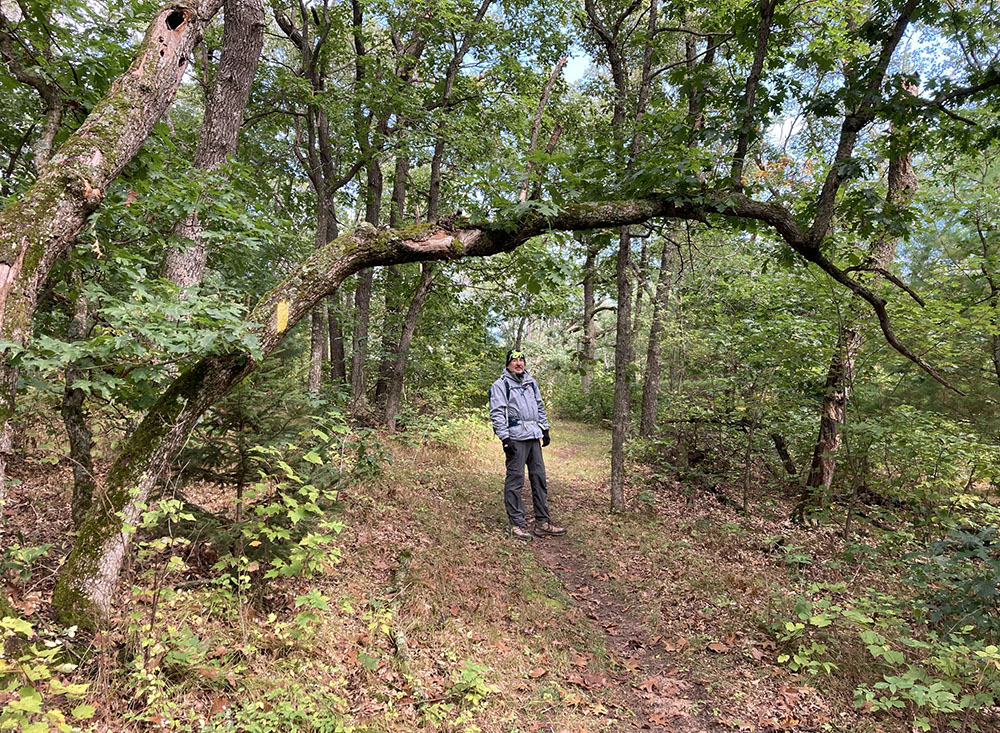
[508,355,525,374]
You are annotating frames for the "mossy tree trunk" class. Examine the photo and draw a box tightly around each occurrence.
[0,0,223,513]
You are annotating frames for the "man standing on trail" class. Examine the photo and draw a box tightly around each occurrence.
[490,349,567,542]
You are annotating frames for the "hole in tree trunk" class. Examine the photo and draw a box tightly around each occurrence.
[165,10,185,30]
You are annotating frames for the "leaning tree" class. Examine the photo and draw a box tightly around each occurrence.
[2,0,998,627]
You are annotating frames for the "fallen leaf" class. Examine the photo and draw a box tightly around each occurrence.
[14,591,41,616]
[529,667,547,678]
[662,636,688,652]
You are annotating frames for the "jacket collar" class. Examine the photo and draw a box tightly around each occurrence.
[503,368,531,383]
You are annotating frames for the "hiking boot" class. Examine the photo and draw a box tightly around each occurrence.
[509,525,533,542]
[533,521,567,537]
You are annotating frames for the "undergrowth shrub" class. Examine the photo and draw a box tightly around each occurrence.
[399,410,489,449]
[118,409,394,729]
[908,527,1000,641]
[550,367,614,423]
[1,618,94,732]
[773,582,1000,730]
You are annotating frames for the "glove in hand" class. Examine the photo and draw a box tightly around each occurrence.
[502,438,514,455]
[542,429,550,447]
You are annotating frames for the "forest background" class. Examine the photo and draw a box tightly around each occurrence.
[3,0,1000,729]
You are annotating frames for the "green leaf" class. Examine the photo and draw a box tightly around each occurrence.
[10,685,43,713]
[1,616,34,637]
[71,704,97,719]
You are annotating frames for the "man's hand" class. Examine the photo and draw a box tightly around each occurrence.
[542,429,550,447]
[502,438,515,456]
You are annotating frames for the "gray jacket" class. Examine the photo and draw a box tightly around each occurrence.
[490,368,549,441]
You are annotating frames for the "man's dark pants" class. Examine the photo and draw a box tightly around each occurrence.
[504,438,549,528]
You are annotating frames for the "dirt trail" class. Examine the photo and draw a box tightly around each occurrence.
[520,432,720,732]
[530,534,718,732]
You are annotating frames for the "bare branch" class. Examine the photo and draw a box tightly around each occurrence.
[843,265,926,306]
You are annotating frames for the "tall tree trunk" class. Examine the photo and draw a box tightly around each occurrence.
[580,239,598,390]
[389,154,409,228]
[350,268,375,406]
[373,154,412,405]
[350,163,383,407]
[61,281,96,528]
[639,239,674,436]
[374,266,403,405]
[308,307,326,394]
[385,263,435,430]
[797,141,917,521]
[162,0,265,289]
[976,222,1000,388]
[428,138,447,221]
[514,295,533,350]
[587,0,657,513]
[631,236,649,345]
[0,0,224,512]
[328,293,347,382]
[610,227,633,512]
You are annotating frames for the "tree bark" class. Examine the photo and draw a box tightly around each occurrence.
[350,160,384,407]
[0,0,223,512]
[308,306,326,394]
[374,154,413,405]
[580,237,599,389]
[374,267,403,405]
[328,293,346,382]
[639,239,674,436]
[161,0,265,289]
[60,278,96,528]
[771,432,798,477]
[350,267,375,406]
[630,236,649,346]
[610,227,633,512]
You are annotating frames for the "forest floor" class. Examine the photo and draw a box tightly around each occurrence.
[3,417,907,731]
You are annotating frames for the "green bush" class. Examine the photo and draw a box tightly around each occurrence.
[773,584,1000,729]
[908,527,1000,641]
